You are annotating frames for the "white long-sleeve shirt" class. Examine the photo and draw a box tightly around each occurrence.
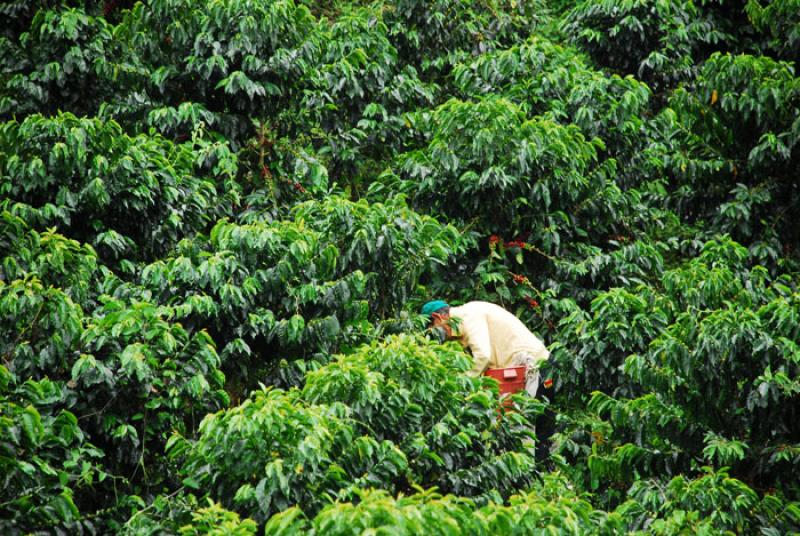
[449,301,550,377]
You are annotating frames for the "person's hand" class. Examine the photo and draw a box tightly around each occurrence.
[427,326,448,343]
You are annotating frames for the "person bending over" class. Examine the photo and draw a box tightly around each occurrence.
[421,300,550,397]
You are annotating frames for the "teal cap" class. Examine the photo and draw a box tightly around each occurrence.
[421,300,449,317]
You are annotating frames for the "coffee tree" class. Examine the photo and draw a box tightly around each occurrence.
[562,0,727,90]
[302,335,543,498]
[301,6,435,188]
[0,113,238,262]
[396,96,614,242]
[114,0,319,143]
[453,36,652,153]
[0,7,128,118]
[0,367,106,533]
[3,0,800,533]
[551,239,800,498]
[663,53,800,250]
[168,387,409,523]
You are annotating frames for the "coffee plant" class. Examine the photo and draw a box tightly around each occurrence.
[302,335,543,499]
[562,0,728,90]
[2,0,799,533]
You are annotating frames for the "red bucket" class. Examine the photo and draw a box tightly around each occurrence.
[484,366,526,405]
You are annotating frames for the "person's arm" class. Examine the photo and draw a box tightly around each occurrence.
[461,314,492,377]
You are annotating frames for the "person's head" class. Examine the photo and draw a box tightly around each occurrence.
[421,300,454,340]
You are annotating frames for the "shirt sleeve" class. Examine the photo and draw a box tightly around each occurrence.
[460,313,492,377]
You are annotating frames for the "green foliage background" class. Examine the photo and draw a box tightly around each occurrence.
[1,0,799,533]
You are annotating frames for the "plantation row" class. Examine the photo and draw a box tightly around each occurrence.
[1,0,799,533]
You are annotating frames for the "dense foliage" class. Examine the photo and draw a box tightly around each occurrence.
[1,0,799,534]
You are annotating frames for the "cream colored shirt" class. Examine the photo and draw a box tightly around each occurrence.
[449,301,550,377]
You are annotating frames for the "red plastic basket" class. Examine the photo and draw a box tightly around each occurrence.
[484,366,526,406]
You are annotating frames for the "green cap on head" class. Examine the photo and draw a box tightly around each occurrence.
[421,300,449,317]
